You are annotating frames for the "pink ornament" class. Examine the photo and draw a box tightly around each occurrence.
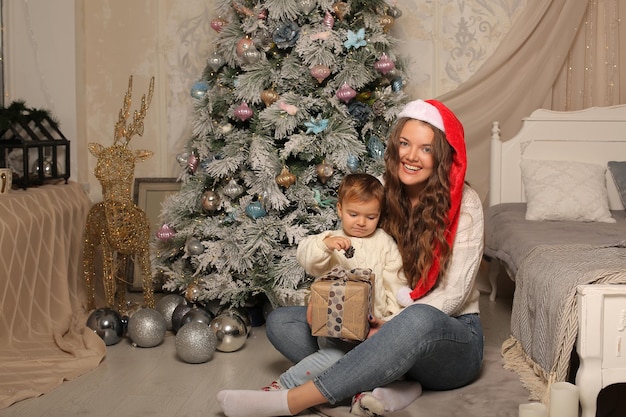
[234,102,254,121]
[310,31,331,41]
[236,38,254,57]
[187,153,199,173]
[211,17,227,33]
[310,64,331,83]
[374,53,395,75]
[335,82,357,103]
[279,101,298,115]
[322,11,335,29]
[156,224,175,241]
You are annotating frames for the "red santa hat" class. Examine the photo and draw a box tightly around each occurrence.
[398,99,467,300]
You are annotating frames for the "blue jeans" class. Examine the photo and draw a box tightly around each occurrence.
[279,337,357,389]
[266,304,484,404]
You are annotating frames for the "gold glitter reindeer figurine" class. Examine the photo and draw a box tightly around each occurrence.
[83,75,156,312]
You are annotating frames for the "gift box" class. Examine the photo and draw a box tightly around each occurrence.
[310,266,374,341]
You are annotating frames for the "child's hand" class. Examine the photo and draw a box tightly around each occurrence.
[323,235,352,252]
[367,314,384,338]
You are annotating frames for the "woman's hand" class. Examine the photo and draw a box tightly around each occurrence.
[367,315,384,338]
[323,236,352,252]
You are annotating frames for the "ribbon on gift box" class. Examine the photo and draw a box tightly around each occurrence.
[315,266,373,338]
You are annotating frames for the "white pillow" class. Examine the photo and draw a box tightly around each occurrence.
[520,159,615,223]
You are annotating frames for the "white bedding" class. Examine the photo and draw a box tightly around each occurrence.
[484,204,626,277]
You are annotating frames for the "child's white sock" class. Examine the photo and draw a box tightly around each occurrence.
[372,381,422,412]
[216,389,291,417]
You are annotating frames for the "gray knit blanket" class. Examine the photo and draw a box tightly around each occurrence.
[502,242,626,401]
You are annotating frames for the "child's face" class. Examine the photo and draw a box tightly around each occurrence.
[337,198,381,238]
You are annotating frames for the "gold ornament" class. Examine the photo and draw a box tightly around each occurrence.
[379,15,395,33]
[84,75,156,312]
[185,282,200,301]
[275,166,297,189]
[261,89,280,106]
[201,190,221,212]
[332,2,349,21]
[316,161,334,184]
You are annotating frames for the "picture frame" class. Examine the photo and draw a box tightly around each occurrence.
[127,177,181,292]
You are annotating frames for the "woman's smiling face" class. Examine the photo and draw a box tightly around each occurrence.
[396,119,435,190]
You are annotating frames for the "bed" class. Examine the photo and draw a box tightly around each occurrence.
[483,105,626,417]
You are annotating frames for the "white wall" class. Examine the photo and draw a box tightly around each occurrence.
[4,0,524,201]
[4,0,80,188]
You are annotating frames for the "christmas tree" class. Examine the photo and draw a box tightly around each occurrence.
[155,0,408,309]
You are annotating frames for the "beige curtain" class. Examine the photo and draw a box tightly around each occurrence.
[438,0,624,202]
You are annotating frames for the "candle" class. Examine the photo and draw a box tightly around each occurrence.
[518,402,548,417]
[548,382,580,417]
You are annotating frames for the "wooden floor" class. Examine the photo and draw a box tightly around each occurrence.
[0,280,522,417]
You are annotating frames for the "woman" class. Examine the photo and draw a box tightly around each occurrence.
[217,99,485,417]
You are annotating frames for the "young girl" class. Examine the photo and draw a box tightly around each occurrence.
[270,173,412,391]
[217,99,484,417]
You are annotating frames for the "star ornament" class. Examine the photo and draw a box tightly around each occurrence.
[304,117,329,134]
[344,28,366,49]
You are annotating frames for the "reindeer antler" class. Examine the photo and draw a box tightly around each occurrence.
[113,75,155,146]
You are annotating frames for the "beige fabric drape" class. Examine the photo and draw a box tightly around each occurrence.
[0,182,106,409]
[438,0,624,202]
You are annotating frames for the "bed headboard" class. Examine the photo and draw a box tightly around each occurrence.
[489,104,626,209]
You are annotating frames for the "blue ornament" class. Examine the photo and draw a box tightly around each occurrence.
[199,158,212,172]
[344,28,366,49]
[368,135,385,159]
[190,81,209,99]
[391,77,403,92]
[304,117,329,134]
[245,201,267,219]
[347,154,360,172]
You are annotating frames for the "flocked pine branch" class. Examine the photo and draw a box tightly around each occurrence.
[154,0,409,308]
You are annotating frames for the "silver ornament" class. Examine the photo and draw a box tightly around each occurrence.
[86,308,125,346]
[176,152,189,167]
[207,51,225,71]
[181,306,215,327]
[172,302,192,333]
[242,48,262,64]
[175,322,218,364]
[298,0,316,14]
[223,179,244,198]
[220,307,252,336]
[155,294,185,331]
[210,313,247,352]
[186,237,204,255]
[127,308,167,348]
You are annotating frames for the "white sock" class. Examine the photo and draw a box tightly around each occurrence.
[372,381,422,412]
[216,389,292,417]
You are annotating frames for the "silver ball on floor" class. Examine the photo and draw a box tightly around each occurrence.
[127,308,167,348]
[175,322,217,363]
[86,307,125,346]
[219,307,251,336]
[209,312,247,352]
[155,293,185,331]
[181,306,214,327]
[171,302,192,333]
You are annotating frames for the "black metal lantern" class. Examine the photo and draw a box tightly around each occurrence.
[0,101,70,189]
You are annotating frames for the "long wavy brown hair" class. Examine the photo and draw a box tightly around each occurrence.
[380,118,454,290]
